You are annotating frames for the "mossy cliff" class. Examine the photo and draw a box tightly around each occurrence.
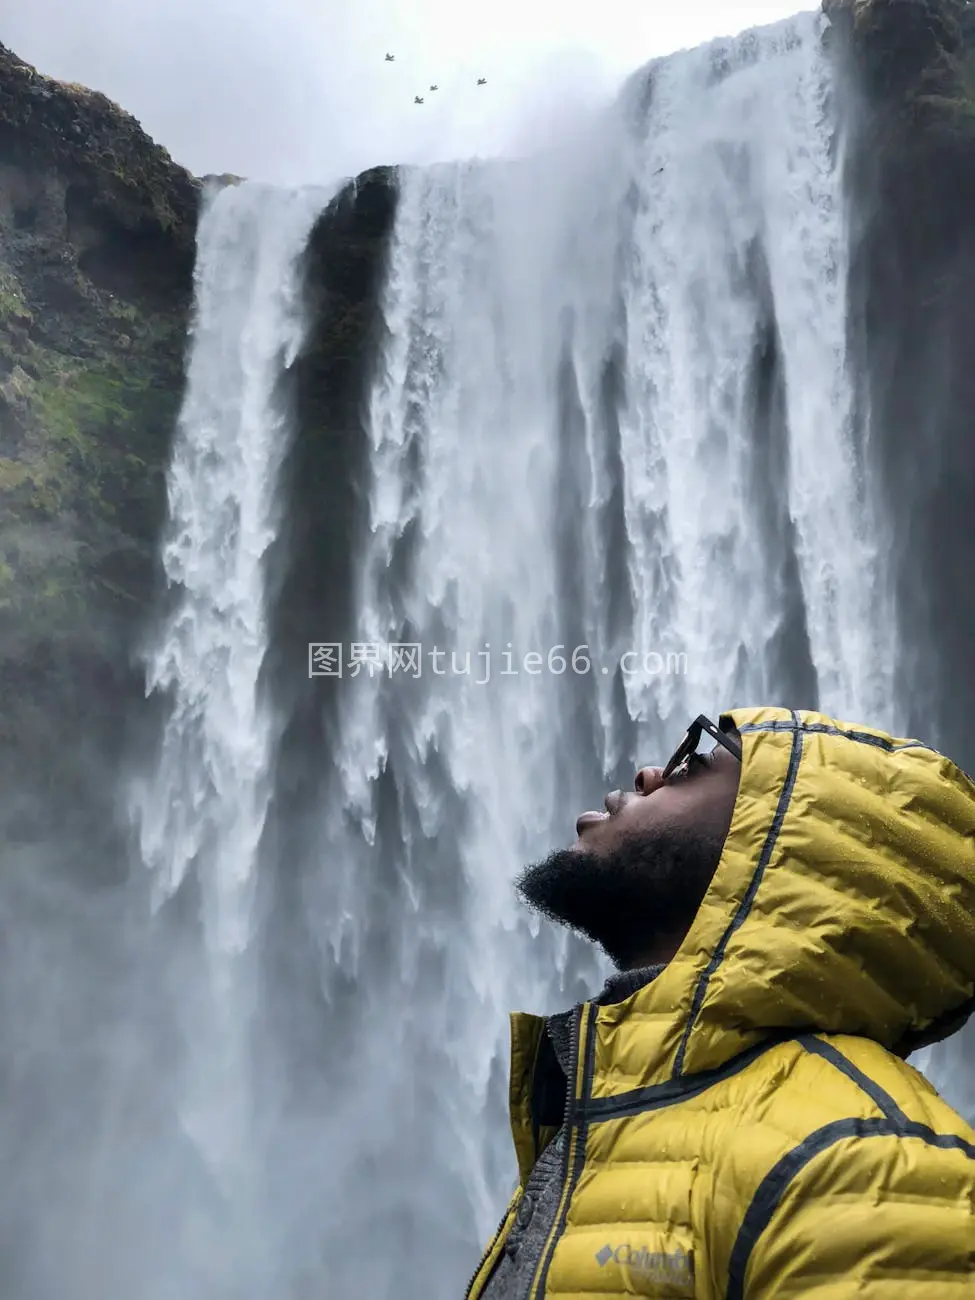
[0,39,399,858]
[0,42,203,853]
[0,42,199,648]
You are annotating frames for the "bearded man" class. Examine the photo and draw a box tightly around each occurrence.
[465,707,975,1299]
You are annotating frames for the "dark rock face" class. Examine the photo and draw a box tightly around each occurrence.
[0,35,401,882]
[263,166,398,905]
[0,59,205,1288]
[0,42,198,625]
[824,0,967,102]
[0,41,201,860]
[0,51,400,1293]
[825,0,975,774]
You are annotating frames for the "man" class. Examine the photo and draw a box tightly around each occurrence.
[465,706,975,1299]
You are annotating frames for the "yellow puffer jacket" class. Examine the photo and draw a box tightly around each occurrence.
[466,706,975,1298]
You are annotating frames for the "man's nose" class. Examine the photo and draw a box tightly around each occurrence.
[634,765,666,795]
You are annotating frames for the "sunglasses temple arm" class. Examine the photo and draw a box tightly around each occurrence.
[713,726,742,763]
[698,714,743,764]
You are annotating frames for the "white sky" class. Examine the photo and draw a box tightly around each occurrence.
[2,0,819,185]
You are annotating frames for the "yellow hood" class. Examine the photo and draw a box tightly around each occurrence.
[589,705,975,1095]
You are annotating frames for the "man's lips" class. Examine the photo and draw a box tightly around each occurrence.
[575,789,624,837]
[575,810,609,835]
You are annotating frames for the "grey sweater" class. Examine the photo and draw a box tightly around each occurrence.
[477,964,665,1300]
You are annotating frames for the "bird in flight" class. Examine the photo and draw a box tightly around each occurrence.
[429,83,438,91]
[385,52,395,61]
[414,95,425,104]
[477,77,487,85]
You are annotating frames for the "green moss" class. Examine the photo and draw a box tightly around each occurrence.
[0,458,31,490]
[107,297,138,324]
[0,46,198,659]
[0,266,30,322]
[0,552,88,622]
[0,354,162,521]
[39,369,131,457]
[915,91,975,118]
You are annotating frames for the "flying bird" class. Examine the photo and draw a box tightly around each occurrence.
[477,77,487,85]
[429,84,438,91]
[385,52,394,61]
[414,95,425,104]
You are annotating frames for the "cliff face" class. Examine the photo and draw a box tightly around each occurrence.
[264,167,398,883]
[0,52,399,1292]
[825,0,975,772]
[0,42,198,641]
[0,42,200,857]
[0,41,398,860]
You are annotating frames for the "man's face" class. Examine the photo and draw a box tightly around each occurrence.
[515,744,740,970]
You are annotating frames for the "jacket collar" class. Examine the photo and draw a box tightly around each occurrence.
[507,963,667,1185]
[545,963,667,1076]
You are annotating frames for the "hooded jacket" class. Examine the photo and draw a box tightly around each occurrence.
[465,706,975,1299]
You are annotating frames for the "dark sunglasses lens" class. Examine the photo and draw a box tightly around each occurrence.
[662,723,700,779]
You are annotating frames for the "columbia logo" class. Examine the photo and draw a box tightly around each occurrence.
[594,1243,694,1287]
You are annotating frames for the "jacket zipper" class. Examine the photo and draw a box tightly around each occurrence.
[464,1002,589,1300]
[526,1002,585,1300]
[462,1195,517,1300]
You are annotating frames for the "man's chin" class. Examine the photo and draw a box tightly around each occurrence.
[513,845,635,964]
[514,847,599,924]
[514,823,724,970]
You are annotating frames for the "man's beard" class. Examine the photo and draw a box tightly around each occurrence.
[514,823,726,970]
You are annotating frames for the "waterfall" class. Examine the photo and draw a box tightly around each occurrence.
[6,16,973,1300]
[304,11,901,1297]
[129,180,328,1296]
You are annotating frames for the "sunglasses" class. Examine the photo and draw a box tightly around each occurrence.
[661,714,743,781]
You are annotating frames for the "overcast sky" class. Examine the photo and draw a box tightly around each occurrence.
[3,0,819,185]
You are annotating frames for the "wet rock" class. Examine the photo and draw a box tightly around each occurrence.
[824,0,975,771]
[264,165,399,848]
[823,0,971,122]
[0,41,200,855]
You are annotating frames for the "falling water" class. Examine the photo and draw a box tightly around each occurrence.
[602,23,897,733]
[4,15,970,1300]
[129,180,327,1295]
[304,11,902,1298]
